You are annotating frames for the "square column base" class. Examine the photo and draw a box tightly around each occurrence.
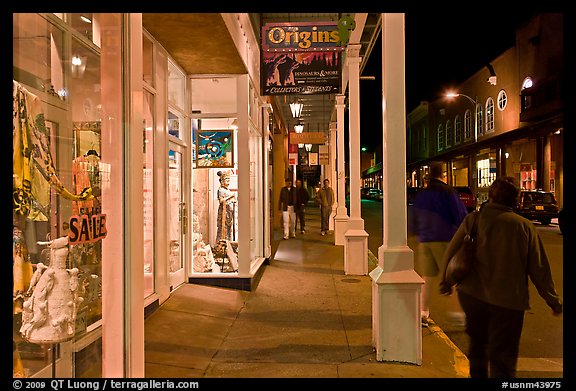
[344,229,368,275]
[369,266,424,364]
[334,215,349,246]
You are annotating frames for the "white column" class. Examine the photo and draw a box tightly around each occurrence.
[101,13,145,377]
[369,13,423,364]
[237,75,250,276]
[334,95,349,245]
[329,122,337,232]
[344,44,368,275]
[262,103,273,259]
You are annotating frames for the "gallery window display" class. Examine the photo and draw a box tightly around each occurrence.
[189,75,267,281]
[191,118,239,275]
[13,13,122,378]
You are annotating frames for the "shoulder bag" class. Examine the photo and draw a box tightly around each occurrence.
[445,211,479,286]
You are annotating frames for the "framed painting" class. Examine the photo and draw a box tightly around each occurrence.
[196,130,234,168]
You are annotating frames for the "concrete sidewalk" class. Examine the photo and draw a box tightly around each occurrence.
[144,206,469,379]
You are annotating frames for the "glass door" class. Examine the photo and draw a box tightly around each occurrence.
[168,142,187,290]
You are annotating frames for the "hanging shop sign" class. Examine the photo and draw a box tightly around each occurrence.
[290,132,325,145]
[262,22,344,52]
[309,152,318,166]
[318,144,329,165]
[261,22,342,96]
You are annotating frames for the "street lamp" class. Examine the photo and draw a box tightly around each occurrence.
[289,99,303,118]
[445,92,478,143]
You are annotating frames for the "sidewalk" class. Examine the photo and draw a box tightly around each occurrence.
[144,206,469,379]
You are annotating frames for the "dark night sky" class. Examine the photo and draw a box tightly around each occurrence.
[359,8,558,151]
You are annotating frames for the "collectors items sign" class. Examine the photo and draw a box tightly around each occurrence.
[261,22,343,96]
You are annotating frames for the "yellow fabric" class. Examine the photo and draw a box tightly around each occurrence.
[13,80,94,222]
[13,229,32,314]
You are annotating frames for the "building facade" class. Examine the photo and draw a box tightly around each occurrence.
[405,13,563,208]
[12,12,272,378]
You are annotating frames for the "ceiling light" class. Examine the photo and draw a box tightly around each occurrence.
[290,100,303,118]
[80,15,92,24]
[294,124,304,133]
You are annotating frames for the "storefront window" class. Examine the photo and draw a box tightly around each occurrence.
[142,34,154,87]
[168,62,185,114]
[191,117,239,274]
[143,90,155,298]
[249,125,263,259]
[13,12,122,378]
[69,13,101,48]
[167,110,182,139]
[477,150,497,204]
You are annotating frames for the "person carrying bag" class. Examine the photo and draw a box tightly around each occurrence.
[443,210,480,287]
[439,177,562,378]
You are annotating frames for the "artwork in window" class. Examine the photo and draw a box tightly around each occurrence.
[196,130,234,168]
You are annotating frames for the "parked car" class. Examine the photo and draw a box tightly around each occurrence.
[558,208,564,234]
[361,187,374,199]
[368,188,383,201]
[515,190,559,225]
[454,186,476,213]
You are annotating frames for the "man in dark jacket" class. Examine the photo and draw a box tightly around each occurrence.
[411,162,468,327]
[294,179,309,234]
[278,178,298,240]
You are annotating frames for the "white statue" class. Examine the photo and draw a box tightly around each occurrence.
[192,213,215,273]
[20,236,83,344]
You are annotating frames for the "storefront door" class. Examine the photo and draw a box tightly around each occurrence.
[168,142,187,290]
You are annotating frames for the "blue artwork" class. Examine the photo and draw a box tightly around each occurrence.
[196,130,234,168]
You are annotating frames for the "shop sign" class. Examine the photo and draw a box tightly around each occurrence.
[68,208,108,245]
[262,22,344,52]
[290,132,325,144]
[261,22,342,96]
[262,51,341,96]
[309,152,318,166]
[289,153,298,165]
[318,145,329,165]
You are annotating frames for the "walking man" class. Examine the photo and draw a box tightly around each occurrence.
[410,161,468,327]
[295,179,309,234]
[315,179,335,236]
[278,177,297,240]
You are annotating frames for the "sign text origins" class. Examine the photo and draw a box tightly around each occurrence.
[263,22,343,51]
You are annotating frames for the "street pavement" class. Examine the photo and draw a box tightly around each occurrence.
[144,206,470,381]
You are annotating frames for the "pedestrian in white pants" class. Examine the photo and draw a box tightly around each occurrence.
[282,206,296,240]
[278,178,298,240]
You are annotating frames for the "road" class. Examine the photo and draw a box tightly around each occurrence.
[361,198,563,377]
